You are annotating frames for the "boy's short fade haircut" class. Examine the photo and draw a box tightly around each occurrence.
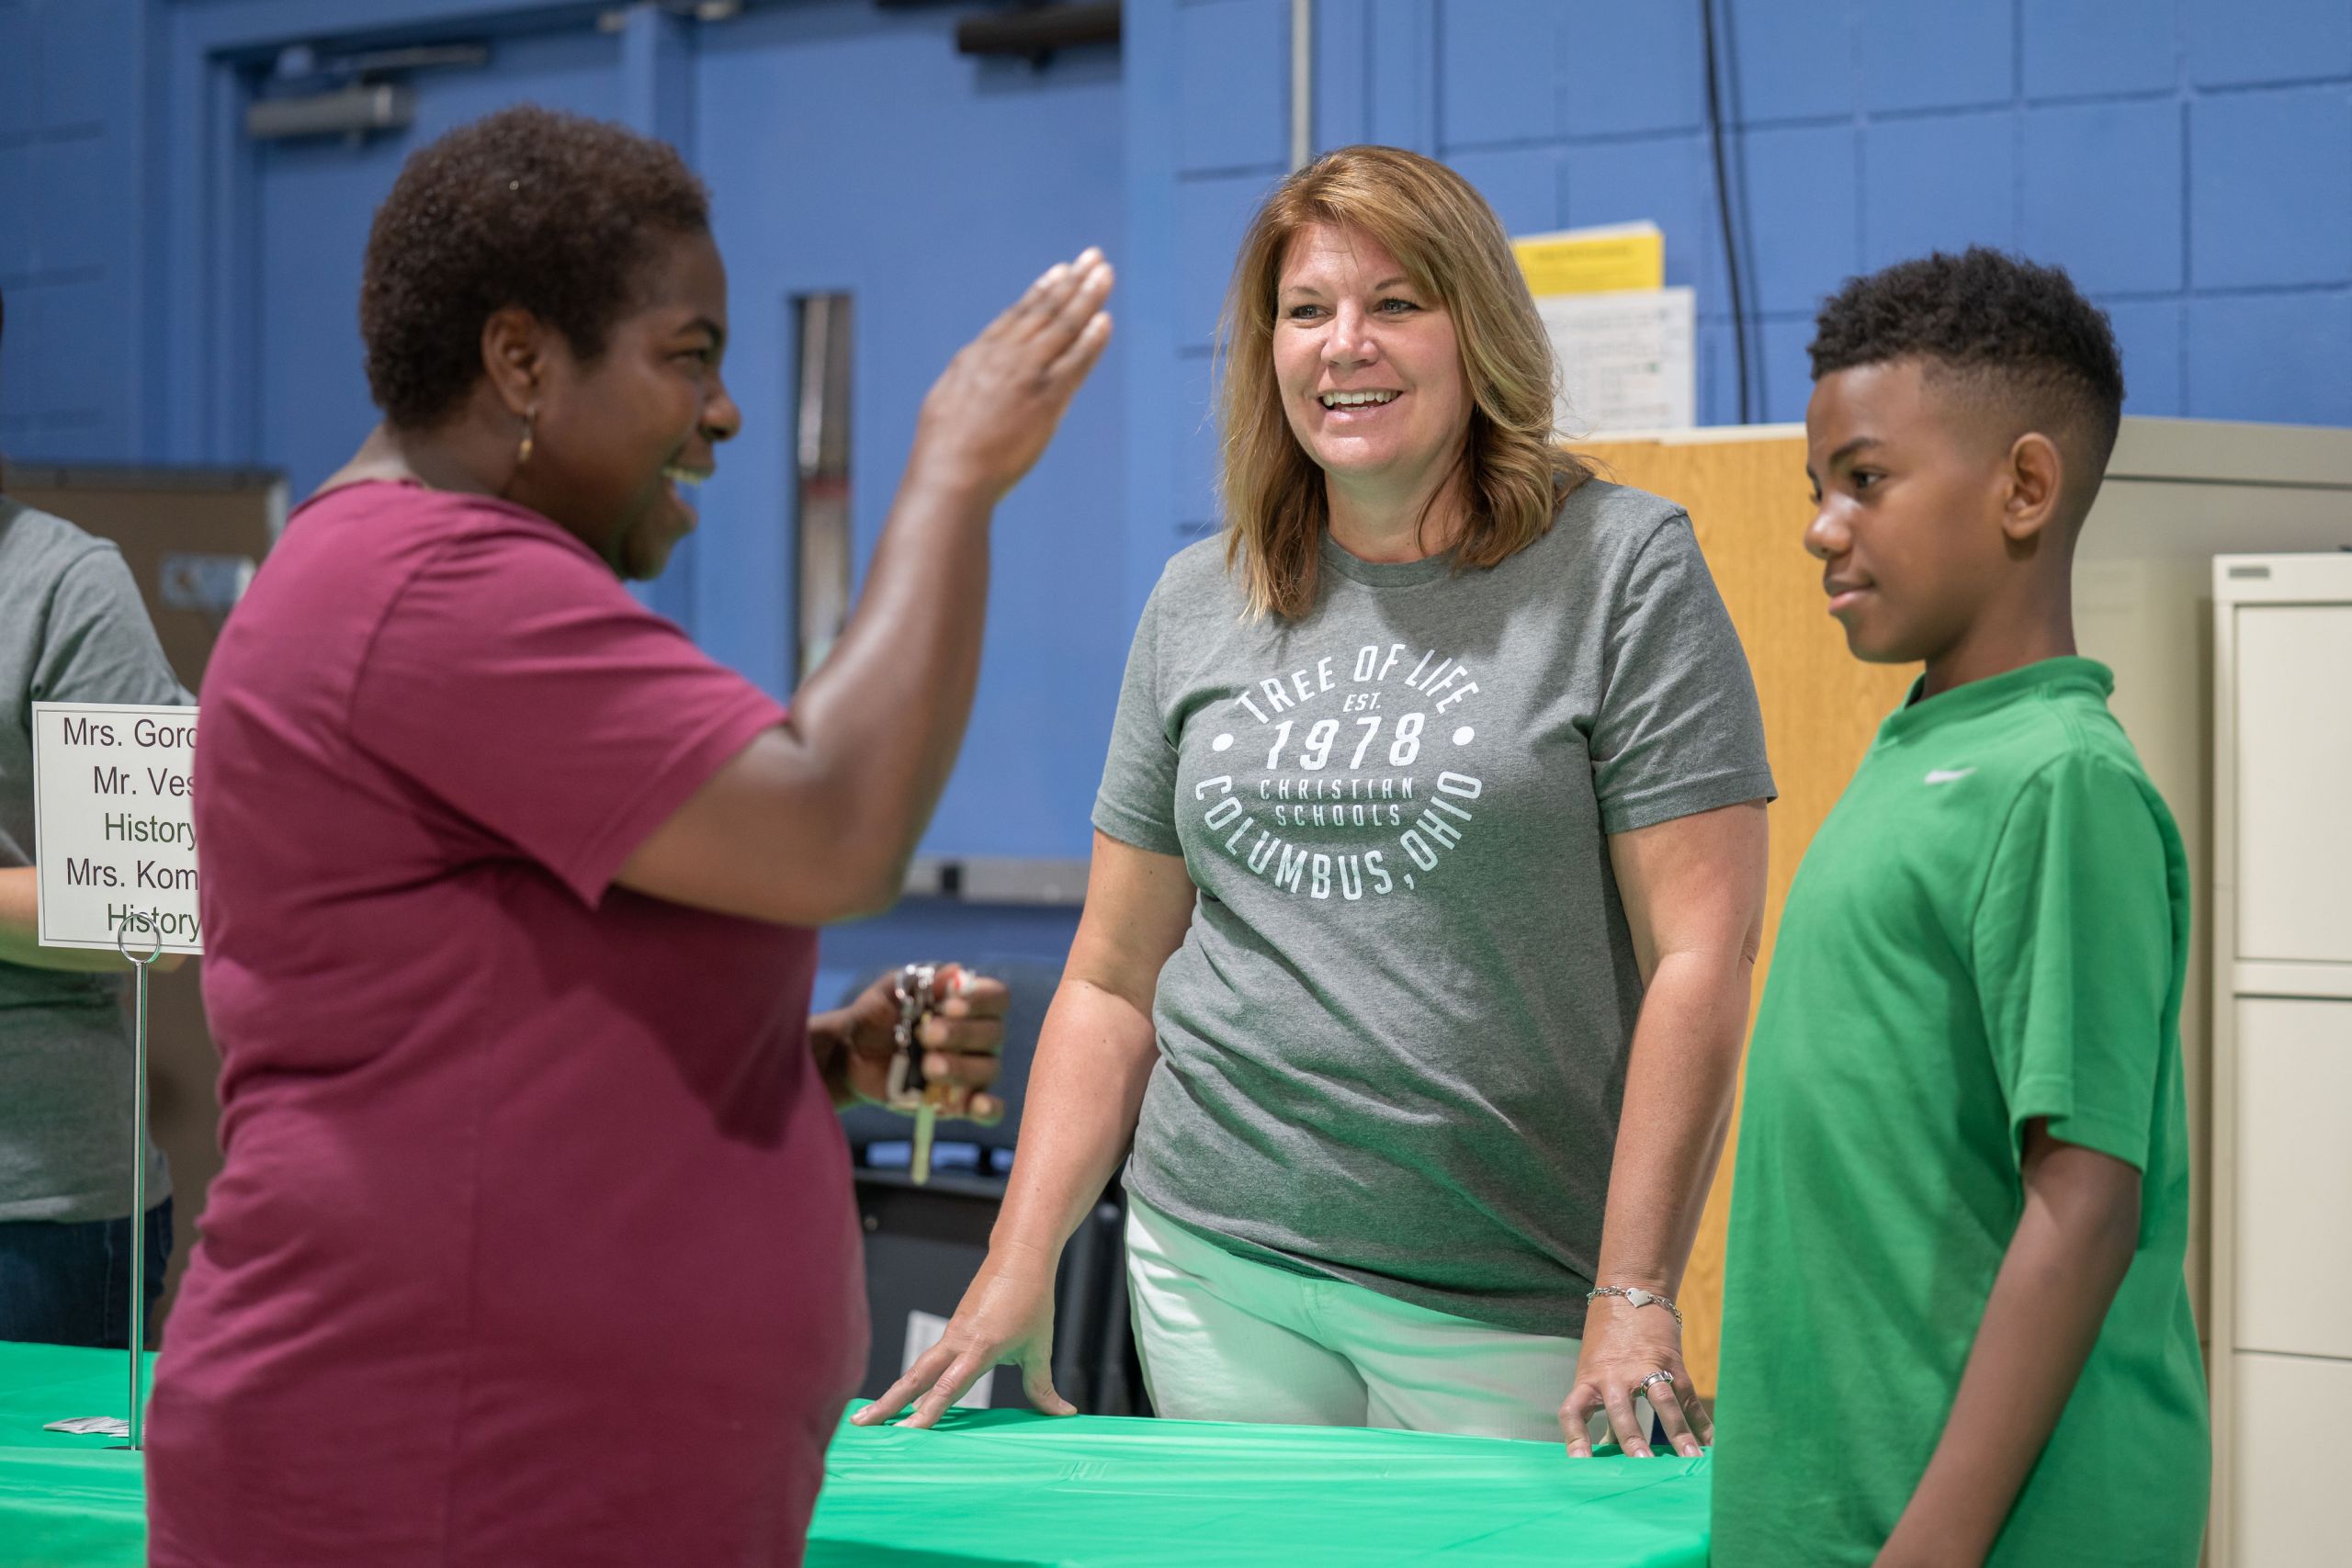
[1810,247,2125,521]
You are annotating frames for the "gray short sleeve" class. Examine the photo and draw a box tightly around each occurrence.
[1091,576,1185,857]
[1589,516,1775,833]
[33,547,193,708]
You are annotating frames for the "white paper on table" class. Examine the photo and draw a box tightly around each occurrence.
[1538,286,1698,438]
[43,1416,130,1436]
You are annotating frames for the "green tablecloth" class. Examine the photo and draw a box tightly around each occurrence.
[0,1340,1711,1565]
[0,1340,143,1566]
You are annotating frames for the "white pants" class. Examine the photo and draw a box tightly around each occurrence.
[1125,1194,1588,1444]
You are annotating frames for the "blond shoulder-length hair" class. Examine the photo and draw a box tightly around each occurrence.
[1218,145,1592,620]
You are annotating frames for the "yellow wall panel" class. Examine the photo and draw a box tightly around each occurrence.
[1571,434,1917,1393]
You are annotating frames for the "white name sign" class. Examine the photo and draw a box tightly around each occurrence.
[30,702,204,953]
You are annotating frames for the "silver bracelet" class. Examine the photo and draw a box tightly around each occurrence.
[1586,1285,1682,1325]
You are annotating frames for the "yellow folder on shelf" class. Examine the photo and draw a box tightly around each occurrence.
[1512,221,1666,297]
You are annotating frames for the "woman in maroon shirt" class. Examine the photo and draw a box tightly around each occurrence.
[145,106,1111,1566]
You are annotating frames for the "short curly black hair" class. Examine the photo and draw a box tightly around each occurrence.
[359,104,710,429]
[1811,247,2125,505]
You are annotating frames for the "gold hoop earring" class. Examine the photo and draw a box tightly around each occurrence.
[516,407,537,468]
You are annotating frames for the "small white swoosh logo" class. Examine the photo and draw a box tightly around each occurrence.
[1924,768,1975,786]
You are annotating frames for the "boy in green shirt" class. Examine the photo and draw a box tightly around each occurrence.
[1711,249,2209,1567]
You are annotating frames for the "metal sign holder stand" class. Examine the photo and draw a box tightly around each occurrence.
[42,925,164,1447]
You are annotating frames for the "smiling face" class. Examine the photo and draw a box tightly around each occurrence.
[1272,222,1474,507]
[524,229,739,581]
[1803,357,2021,669]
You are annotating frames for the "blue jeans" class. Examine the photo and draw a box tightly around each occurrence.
[0,1199,174,1348]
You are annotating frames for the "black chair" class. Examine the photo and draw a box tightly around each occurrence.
[839,958,1144,1417]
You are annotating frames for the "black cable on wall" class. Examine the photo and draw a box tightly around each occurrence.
[1700,0,1753,426]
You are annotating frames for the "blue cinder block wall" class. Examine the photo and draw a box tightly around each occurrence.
[1118,0,2352,607]
[0,0,153,463]
[1418,0,2352,430]
[2,0,2348,989]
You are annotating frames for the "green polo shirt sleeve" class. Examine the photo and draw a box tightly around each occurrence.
[1970,752,2173,1172]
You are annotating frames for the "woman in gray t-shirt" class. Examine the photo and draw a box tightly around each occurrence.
[861,147,1772,1460]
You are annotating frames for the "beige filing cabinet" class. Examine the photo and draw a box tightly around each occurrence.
[2211,552,2352,1567]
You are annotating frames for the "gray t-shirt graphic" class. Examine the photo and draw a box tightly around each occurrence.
[1094,479,1774,1337]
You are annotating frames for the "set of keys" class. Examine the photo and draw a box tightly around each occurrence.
[888,963,958,1184]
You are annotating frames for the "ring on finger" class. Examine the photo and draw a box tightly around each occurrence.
[1636,1370,1676,1394]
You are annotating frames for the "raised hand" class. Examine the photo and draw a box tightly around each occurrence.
[910,248,1115,504]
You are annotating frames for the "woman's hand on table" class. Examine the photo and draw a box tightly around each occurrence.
[851,1240,1074,1427]
[910,248,1114,504]
[812,963,1009,1119]
[1559,1294,1707,1459]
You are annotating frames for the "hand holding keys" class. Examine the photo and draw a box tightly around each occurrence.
[888,963,959,1183]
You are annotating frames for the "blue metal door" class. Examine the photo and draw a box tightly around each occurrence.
[252,27,620,501]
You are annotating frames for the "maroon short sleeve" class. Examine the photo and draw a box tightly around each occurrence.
[348,521,785,906]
